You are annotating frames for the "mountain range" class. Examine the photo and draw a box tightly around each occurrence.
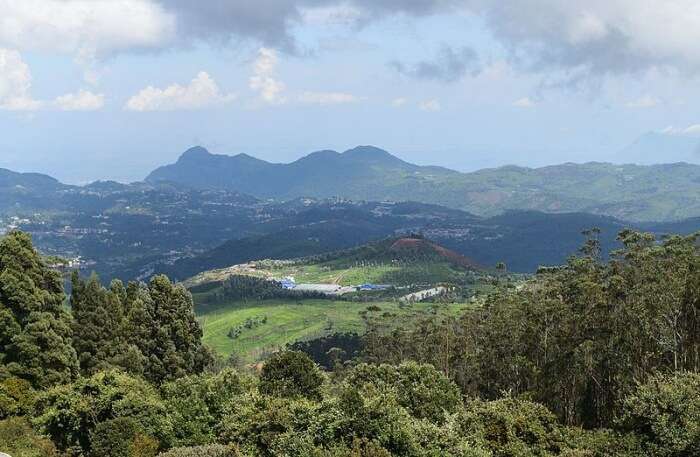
[2,156,700,279]
[147,146,700,222]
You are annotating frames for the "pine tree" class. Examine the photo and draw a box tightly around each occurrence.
[0,231,78,388]
[126,275,211,384]
[71,273,142,375]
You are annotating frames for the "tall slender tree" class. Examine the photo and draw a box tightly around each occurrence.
[0,232,78,388]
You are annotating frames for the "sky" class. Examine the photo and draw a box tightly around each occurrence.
[2,1,700,183]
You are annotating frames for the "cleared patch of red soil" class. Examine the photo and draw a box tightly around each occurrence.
[389,238,480,269]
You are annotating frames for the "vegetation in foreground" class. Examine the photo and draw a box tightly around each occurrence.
[1,229,699,456]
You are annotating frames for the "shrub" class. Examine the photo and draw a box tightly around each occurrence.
[90,417,158,457]
[455,397,568,456]
[320,387,422,456]
[324,439,393,457]
[34,370,173,455]
[162,368,246,447]
[559,428,643,457]
[158,444,247,457]
[618,372,700,457]
[130,434,160,457]
[217,393,320,456]
[259,351,324,400]
[0,417,57,457]
[344,362,462,423]
[0,377,36,418]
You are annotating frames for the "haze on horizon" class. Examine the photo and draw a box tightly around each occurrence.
[3,1,700,183]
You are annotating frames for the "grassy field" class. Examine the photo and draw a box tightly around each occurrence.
[196,298,471,362]
[259,263,402,286]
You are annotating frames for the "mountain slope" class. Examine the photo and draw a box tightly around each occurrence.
[146,145,457,200]
[185,234,483,291]
[146,146,700,222]
[0,168,71,212]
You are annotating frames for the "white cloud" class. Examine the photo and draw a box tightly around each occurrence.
[54,90,105,111]
[0,0,175,56]
[249,48,286,104]
[160,1,700,80]
[625,95,660,109]
[419,99,441,112]
[684,125,700,135]
[392,97,408,107]
[301,4,364,25]
[513,97,535,108]
[465,0,700,78]
[661,124,700,136]
[4,1,700,84]
[0,49,42,111]
[125,72,236,111]
[298,91,358,105]
[0,48,107,112]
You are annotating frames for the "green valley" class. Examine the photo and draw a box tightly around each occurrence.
[196,299,470,362]
[187,235,496,361]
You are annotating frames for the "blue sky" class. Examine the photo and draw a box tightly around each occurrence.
[2,1,700,183]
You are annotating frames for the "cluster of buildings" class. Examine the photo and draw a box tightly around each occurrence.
[277,276,391,296]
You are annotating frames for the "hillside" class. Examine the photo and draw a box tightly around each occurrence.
[155,202,700,282]
[197,299,467,362]
[0,168,71,213]
[185,235,484,293]
[146,146,700,222]
[146,145,457,200]
[190,236,487,361]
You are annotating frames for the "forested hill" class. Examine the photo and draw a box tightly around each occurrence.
[146,146,700,222]
[146,145,457,201]
[0,168,71,211]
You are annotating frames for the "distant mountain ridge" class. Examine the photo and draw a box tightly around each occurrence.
[0,168,72,212]
[0,168,67,191]
[146,146,700,222]
[146,145,456,200]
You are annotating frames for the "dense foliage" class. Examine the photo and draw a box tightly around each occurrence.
[1,230,699,456]
[0,231,78,388]
[71,272,212,384]
[364,230,700,428]
[289,332,364,369]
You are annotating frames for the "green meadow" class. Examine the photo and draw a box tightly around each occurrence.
[196,298,470,362]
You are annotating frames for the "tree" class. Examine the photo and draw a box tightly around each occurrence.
[34,370,173,455]
[618,372,700,457]
[0,376,35,419]
[259,351,324,400]
[71,273,141,375]
[0,417,58,457]
[90,417,158,457]
[0,231,78,388]
[362,230,700,428]
[344,362,462,424]
[126,275,212,384]
[162,369,246,447]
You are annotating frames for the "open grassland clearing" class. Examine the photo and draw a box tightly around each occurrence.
[196,298,470,362]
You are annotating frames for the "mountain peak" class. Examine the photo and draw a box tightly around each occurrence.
[179,146,212,161]
[341,146,411,167]
[297,149,341,162]
[343,145,393,159]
